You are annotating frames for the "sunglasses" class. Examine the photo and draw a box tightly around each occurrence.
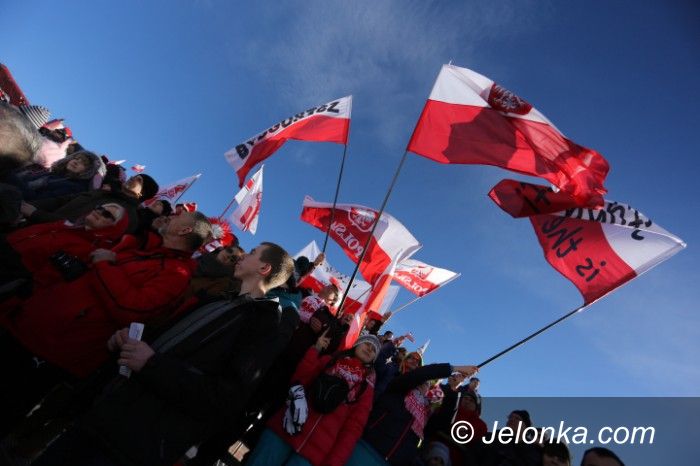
[94,205,116,221]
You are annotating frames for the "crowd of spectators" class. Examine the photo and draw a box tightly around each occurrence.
[0,84,627,466]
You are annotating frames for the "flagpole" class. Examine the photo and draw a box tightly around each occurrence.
[172,174,201,205]
[218,196,237,220]
[322,143,349,253]
[337,150,410,315]
[476,303,590,368]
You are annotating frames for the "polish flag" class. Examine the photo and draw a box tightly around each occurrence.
[143,174,201,206]
[131,164,146,173]
[294,241,371,315]
[393,258,460,297]
[488,179,583,218]
[491,182,686,303]
[408,64,609,208]
[225,96,352,187]
[341,281,399,349]
[300,196,422,285]
[230,166,264,234]
[0,63,29,105]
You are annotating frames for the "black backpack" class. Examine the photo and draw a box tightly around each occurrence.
[308,355,369,414]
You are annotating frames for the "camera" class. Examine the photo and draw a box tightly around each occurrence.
[49,250,88,281]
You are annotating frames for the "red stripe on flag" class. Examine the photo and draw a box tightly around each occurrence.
[408,99,608,207]
[530,214,636,304]
[232,114,349,186]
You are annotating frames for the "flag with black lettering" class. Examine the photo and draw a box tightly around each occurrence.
[225,96,352,187]
[300,196,422,285]
[491,181,686,303]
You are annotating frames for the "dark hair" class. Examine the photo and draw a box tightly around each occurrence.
[543,441,571,464]
[138,173,159,200]
[470,377,480,383]
[259,242,294,289]
[159,199,173,216]
[182,211,212,251]
[581,447,624,466]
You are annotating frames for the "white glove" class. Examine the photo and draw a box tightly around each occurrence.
[283,384,308,435]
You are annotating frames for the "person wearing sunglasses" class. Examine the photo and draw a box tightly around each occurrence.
[1,203,132,294]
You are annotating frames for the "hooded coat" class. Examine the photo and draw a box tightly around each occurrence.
[267,347,375,466]
[5,245,196,378]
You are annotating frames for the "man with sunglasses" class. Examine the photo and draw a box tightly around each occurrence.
[0,210,212,436]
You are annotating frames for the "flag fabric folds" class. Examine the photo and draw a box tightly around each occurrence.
[300,196,421,285]
[294,241,371,315]
[490,181,686,303]
[230,166,264,234]
[408,64,609,208]
[225,96,352,187]
[143,174,201,206]
[393,258,460,297]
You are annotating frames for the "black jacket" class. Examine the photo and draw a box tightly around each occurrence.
[363,363,453,466]
[80,296,284,466]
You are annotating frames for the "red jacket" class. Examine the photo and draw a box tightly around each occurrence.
[6,219,129,289]
[268,347,375,466]
[7,246,196,378]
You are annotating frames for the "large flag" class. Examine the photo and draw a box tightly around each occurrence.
[490,181,686,303]
[294,241,371,315]
[488,179,584,218]
[143,174,201,206]
[393,258,460,297]
[225,96,352,187]
[230,166,264,234]
[407,64,609,208]
[300,196,422,285]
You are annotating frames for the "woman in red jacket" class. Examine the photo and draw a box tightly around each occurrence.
[245,333,381,466]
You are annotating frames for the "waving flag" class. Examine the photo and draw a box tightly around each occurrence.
[230,166,263,234]
[294,241,371,315]
[491,181,686,303]
[225,96,352,186]
[131,164,146,173]
[408,64,609,208]
[143,174,201,206]
[300,196,421,285]
[393,258,460,297]
[488,179,584,218]
[0,63,29,105]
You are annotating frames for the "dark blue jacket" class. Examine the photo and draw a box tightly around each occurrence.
[363,363,452,465]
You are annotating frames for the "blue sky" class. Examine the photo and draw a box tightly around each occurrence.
[4,0,698,411]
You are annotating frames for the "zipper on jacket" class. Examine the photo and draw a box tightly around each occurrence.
[296,414,323,452]
[385,420,412,461]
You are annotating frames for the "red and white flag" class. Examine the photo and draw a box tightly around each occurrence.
[407,64,609,208]
[294,241,371,315]
[300,196,422,285]
[225,96,352,187]
[491,182,686,303]
[230,166,264,234]
[131,164,146,173]
[393,258,460,297]
[143,174,201,206]
[488,179,584,218]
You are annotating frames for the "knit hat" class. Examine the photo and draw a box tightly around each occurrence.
[353,334,380,360]
[18,105,50,128]
[138,173,159,201]
[425,442,451,466]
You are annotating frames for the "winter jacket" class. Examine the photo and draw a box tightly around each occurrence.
[363,363,453,465]
[268,347,375,466]
[374,340,402,400]
[6,246,196,377]
[4,214,132,289]
[81,296,285,466]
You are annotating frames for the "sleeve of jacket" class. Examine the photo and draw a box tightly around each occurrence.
[292,346,330,387]
[91,259,191,324]
[424,382,460,439]
[387,363,453,394]
[322,378,375,466]
[134,306,282,421]
[374,341,397,375]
